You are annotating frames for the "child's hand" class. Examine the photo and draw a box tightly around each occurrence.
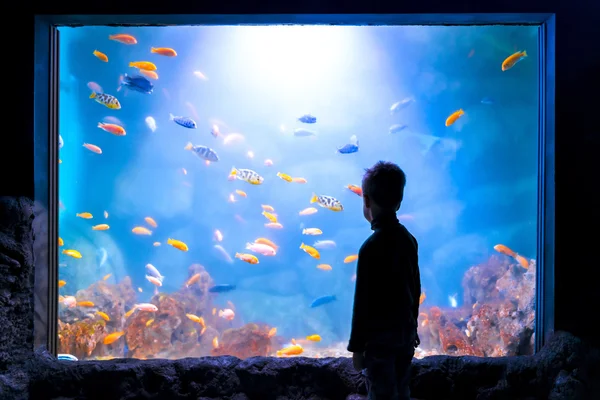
[352,351,365,371]
[414,334,421,348]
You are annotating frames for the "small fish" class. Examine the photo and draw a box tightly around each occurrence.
[445,109,465,127]
[210,124,220,138]
[87,81,103,94]
[132,226,152,235]
[480,97,494,105]
[255,238,278,250]
[264,159,273,166]
[449,293,458,308]
[134,303,159,312]
[102,273,111,281]
[83,143,102,154]
[119,73,153,94]
[89,92,121,109]
[276,345,304,356]
[184,142,219,162]
[146,275,162,287]
[306,334,322,342]
[337,135,359,154]
[310,295,336,308]
[109,34,137,44]
[58,135,64,149]
[235,252,259,264]
[96,311,110,321]
[103,211,109,218]
[317,264,332,271]
[493,244,517,258]
[97,248,108,268]
[344,254,358,263]
[229,167,264,185]
[268,327,277,338]
[129,61,157,71]
[151,47,177,57]
[145,263,164,282]
[144,217,158,228]
[298,114,317,124]
[347,184,363,197]
[186,313,205,327]
[235,190,247,198]
[299,207,318,216]
[153,242,161,247]
[310,193,343,212]
[170,113,197,129]
[167,238,188,252]
[292,177,307,184]
[515,254,530,269]
[62,249,82,259]
[502,50,527,71]
[302,228,322,236]
[194,71,208,80]
[92,224,109,231]
[218,308,235,320]
[389,124,408,134]
[208,284,237,293]
[215,245,234,263]
[139,69,159,80]
[419,291,426,305]
[300,243,320,259]
[58,280,66,288]
[265,222,283,229]
[390,97,415,114]
[93,50,108,62]
[262,211,278,223]
[58,237,64,246]
[294,128,316,137]
[246,242,276,256]
[146,319,154,327]
[185,273,201,287]
[261,205,275,212]
[313,240,336,249]
[103,331,125,345]
[76,212,93,219]
[145,116,157,132]
[77,301,95,307]
[276,172,293,182]
[57,354,78,361]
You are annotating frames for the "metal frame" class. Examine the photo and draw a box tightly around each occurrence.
[33,14,556,356]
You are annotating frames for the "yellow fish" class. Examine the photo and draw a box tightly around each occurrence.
[96,311,110,321]
[229,167,264,185]
[261,205,275,212]
[58,237,64,246]
[306,334,321,342]
[302,228,322,236]
[76,212,93,219]
[103,273,112,281]
[276,345,303,356]
[344,254,358,263]
[103,331,125,345]
[276,172,293,182]
[300,243,320,260]
[89,92,121,110]
[186,314,206,328]
[310,193,343,212]
[58,280,66,287]
[502,50,527,71]
[146,319,154,327]
[129,61,157,71]
[62,249,82,259]
[262,211,278,223]
[92,224,110,231]
[167,238,188,251]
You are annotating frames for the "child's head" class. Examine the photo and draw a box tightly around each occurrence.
[361,161,406,222]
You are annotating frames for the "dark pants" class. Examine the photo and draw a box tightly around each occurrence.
[363,347,415,400]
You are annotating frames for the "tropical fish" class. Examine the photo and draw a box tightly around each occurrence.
[316,264,332,271]
[448,293,458,308]
[298,114,317,123]
[344,254,358,263]
[146,264,164,282]
[76,212,93,219]
[276,345,304,356]
[170,113,197,129]
[119,73,154,94]
[151,47,177,57]
[502,50,527,71]
[246,242,276,256]
[132,226,152,235]
[77,301,95,307]
[302,228,322,236]
[208,284,237,293]
[292,177,307,184]
[144,217,158,228]
[210,124,221,138]
[390,97,415,114]
[493,244,517,258]
[96,311,110,321]
[109,34,137,44]
[98,122,125,136]
[167,238,188,252]
[276,172,293,182]
[313,240,336,249]
[62,249,82,259]
[445,109,465,127]
[255,238,278,250]
[310,193,343,212]
[58,280,66,287]
[103,332,125,345]
[261,205,275,212]
[265,222,283,229]
[89,92,121,109]
[92,224,109,231]
[389,124,408,134]
[58,237,64,246]
[235,252,259,264]
[58,135,64,149]
[306,334,322,342]
[139,70,159,80]
[83,143,102,154]
[97,248,109,268]
[229,167,264,185]
[185,273,201,288]
[294,128,316,137]
[145,116,157,132]
[346,184,362,197]
[57,354,78,361]
[93,50,108,62]
[264,159,273,166]
[337,135,359,154]
[300,243,320,259]
[262,211,278,223]
[310,295,336,308]
[186,314,205,327]
[218,309,235,320]
[184,142,219,162]
[129,61,157,71]
[419,292,426,304]
[299,207,318,216]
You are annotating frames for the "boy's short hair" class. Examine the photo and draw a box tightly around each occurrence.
[362,161,406,210]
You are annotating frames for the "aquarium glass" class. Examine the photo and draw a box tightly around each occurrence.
[57,25,539,361]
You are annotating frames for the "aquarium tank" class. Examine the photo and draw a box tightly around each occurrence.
[56,25,539,361]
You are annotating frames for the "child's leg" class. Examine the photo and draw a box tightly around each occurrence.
[394,351,414,400]
[364,349,399,400]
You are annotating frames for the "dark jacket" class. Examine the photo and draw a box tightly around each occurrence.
[347,212,421,353]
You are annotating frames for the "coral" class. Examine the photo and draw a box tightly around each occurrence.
[212,323,273,358]
[58,319,107,359]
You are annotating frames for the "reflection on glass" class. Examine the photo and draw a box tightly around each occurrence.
[56,25,538,360]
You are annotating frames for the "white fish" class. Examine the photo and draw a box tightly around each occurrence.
[97,248,108,268]
[145,263,164,283]
[145,116,157,132]
[312,240,336,249]
[246,242,276,256]
[193,70,208,80]
[294,128,316,137]
[390,97,415,115]
[214,244,234,263]
[58,135,64,149]
[448,293,458,308]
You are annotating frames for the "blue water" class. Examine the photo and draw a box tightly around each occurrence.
[57,25,538,358]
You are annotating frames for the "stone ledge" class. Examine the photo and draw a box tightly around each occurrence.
[0,331,595,400]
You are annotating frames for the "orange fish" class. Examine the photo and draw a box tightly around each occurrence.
[58,280,66,288]
[265,222,283,229]
[103,274,111,281]
[445,109,465,127]
[268,327,277,338]
[96,311,110,321]
[292,177,307,184]
[145,217,158,228]
[93,50,108,62]
[255,238,278,250]
[58,237,64,246]
[139,69,159,80]
[132,226,152,235]
[185,273,201,287]
[347,184,363,197]
[83,143,102,154]
[493,244,517,258]
[236,190,247,198]
[419,291,426,305]
[151,47,177,57]
[186,313,205,328]
[167,238,188,251]
[103,331,125,345]
[317,264,332,271]
[76,212,93,219]
[146,276,162,287]
[109,34,137,44]
[77,301,95,307]
[344,254,358,263]
[502,50,527,71]
[92,224,110,231]
[299,207,318,216]
[129,61,157,71]
[212,336,219,349]
[235,252,259,264]
[62,249,82,259]
[515,255,530,269]
[261,205,275,212]
[212,308,217,315]
[98,122,125,136]
[300,243,320,260]
[276,345,303,356]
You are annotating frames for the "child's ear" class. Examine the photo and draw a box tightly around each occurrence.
[364,194,371,208]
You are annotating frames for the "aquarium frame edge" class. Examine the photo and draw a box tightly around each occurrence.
[34,13,556,357]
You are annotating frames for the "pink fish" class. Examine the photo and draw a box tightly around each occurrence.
[218,308,235,320]
[245,242,276,256]
[87,81,103,93]
[135,303,158,312]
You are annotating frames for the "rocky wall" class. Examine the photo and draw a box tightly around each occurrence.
[0,196,598,400]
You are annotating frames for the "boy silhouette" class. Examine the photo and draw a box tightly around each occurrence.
[348,161,421,400]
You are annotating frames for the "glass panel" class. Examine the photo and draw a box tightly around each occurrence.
[56,25,538,360]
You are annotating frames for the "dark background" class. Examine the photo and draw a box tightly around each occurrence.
[5,1,599,347]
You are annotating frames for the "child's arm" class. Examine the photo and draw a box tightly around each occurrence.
[412,238,421,328]
[347,243,371,353]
